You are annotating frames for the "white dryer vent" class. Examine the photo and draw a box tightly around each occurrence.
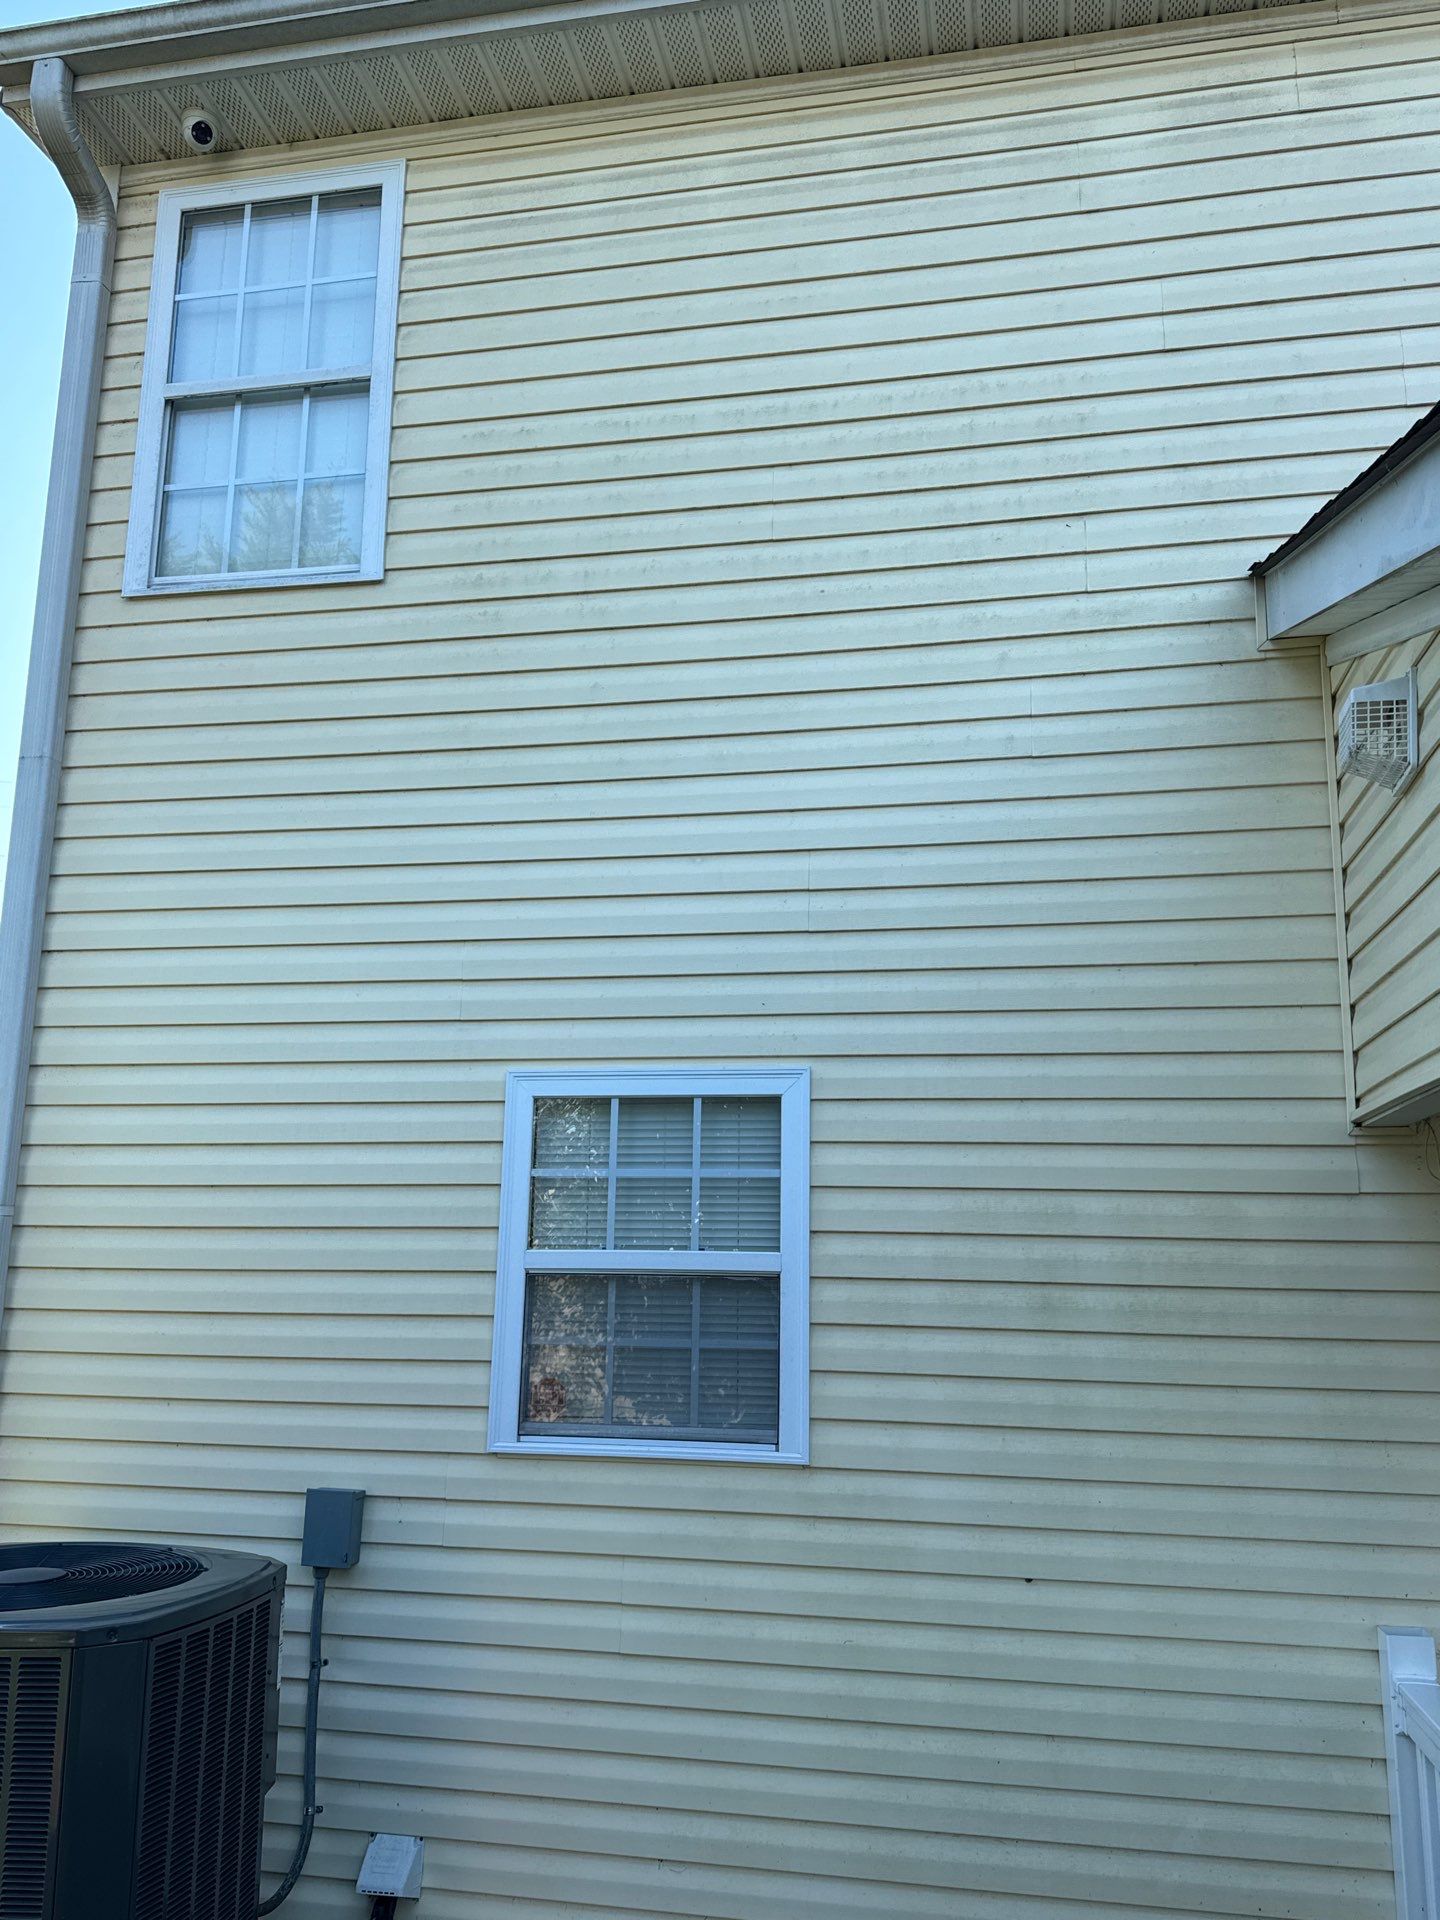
[1337,670,1419,793]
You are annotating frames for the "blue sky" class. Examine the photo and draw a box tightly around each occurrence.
[0,0,142,879]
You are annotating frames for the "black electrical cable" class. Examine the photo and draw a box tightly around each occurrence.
[257,1565,329,1916]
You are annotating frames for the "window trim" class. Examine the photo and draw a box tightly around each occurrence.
[122,160,405,597]
[489,1068,811,1465]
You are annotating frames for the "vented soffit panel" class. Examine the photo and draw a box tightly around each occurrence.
[0,0,1330,168]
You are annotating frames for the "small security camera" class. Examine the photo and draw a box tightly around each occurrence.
[181,110,219,154]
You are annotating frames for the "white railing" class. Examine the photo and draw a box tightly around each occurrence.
[1380,1628,1440,1918]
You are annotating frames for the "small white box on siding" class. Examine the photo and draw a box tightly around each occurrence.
[357,1833,425,1899]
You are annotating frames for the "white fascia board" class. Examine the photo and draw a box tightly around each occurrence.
[1261,434,1440,644]
[1355,1072,1440,1130]
[1325,581,1440,665]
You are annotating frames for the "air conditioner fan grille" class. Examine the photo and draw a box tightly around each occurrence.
[0,1545,206,1613]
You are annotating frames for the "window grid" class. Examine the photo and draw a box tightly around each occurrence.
[165,192,379,390]
[529,1094,782,1254]
[157,386,370,584]
[126,162,403,597]
[154,191,376,585]
[490,1069,810,1464]
[519,1272,782,1443]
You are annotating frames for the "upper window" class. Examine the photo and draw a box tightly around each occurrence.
[124,164,404,596]
[489,1070,810,1464]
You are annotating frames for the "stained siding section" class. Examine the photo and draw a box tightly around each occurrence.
[4,11,1440,1920]
[1334,629,1440,1118]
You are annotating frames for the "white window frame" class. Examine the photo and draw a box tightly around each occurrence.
[489,1067,810,1465]
[122,160,405,597]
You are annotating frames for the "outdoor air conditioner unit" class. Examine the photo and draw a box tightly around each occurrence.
[1337,669,1420,793]
[0,1540,284,1920]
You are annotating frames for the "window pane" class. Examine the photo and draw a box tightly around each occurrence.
[613,1347,691,1428]
[530,1176,608,1249]
[614,1276,692,1343]
[616,1099,692,1168]
[518,1272,779,1443]
[155,487,227,578]
[246,197,311,287]
[169,187,383,393]
[238,284,306,377]
[526,1274,607,1344]
[699,1347,780,1436]
[306,389,369,475]
[176,207,243,296]
[170,294,236,382]
[315,189,381,278]
[701,1097,780,1168]
[166,402,233,489]
[534,1098,609,1169]
[308,277,376,370]
[299,477,363,570]
[229,483,297,573]
[699,1176,781,1251]
[699,1276,780,1343]
[235,395,302,483]
[614,1177,691,1250]
[524,1345,605,1425]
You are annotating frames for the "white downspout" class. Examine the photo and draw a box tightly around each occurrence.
[0,59,116,1298]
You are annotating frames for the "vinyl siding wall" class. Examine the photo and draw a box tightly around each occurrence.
[1333,628,1440,1120]
[7,7,1440,1916]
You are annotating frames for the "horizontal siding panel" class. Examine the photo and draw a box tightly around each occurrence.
[7,1402,1440,1497]
[14,1139,1373,1196]
[16,1220,1440,1285]
[52,744,1331,816]
[82,367,1422,520]
[59,647,1306,726]
[13,1095,1346,1147]
[80,413,1414,538]
[24,1183,1440,1242]
[243,1727,1396,1872]
[9,1418,1440,1553]
[42,828,1333,892]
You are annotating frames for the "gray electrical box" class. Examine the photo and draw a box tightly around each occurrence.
[301,1487,366,1570]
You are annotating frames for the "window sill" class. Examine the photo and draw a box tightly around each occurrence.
[489,1438,808,1465]
[121,563,383,598]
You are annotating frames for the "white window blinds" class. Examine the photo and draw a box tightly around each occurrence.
[529,1095,782,1253]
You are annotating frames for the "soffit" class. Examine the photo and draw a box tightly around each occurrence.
[0,0,1320,169]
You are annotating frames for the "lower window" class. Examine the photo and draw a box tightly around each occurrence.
[522,1272,781,1443]
[488,1070,810,1463]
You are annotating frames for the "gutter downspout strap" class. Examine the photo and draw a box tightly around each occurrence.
[0,58,116,1290]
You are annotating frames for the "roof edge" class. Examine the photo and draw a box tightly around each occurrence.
[1252,397,1440,579]
[0,0,547,84]
[2,0,1428,171]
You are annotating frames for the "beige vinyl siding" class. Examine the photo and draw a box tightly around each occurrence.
[1333,629,1440,1118]
[6,8,1440,1916]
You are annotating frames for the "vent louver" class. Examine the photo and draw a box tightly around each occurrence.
[0,1654,67,1920]
[135,1601,272,1920]
[1337,670,1420,795]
